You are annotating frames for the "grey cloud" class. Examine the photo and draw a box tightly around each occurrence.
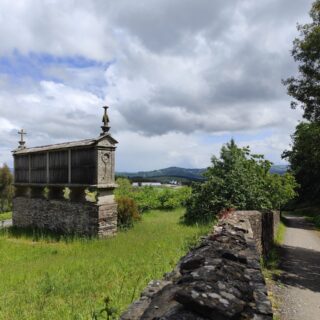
[113,0,234,53]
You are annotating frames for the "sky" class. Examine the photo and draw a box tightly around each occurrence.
[0,0,314,171]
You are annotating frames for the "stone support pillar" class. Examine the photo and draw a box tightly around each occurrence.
[48,186,65,200]
[96,188,117,237]
[69,187,86,202]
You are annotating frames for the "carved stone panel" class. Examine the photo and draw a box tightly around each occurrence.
[97,149,115,185]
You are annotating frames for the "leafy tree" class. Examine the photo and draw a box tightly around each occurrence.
[282,0,320,122]
[184,140,298,224]
[282,122,320,202]
[282,0,320,203]
[0,164,14,212]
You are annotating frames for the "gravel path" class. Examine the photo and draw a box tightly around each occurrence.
[277,214,320,320]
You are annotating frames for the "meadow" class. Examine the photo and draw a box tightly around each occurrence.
[0,208,210,320]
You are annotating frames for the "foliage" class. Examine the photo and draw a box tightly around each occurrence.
[132,186,160,212]
[0,208,209,319]
[184,140,298,224]
[0,164,14,213]
[282,0,320,122]
[282,122,320,202]
[116,196,140,229]
[115,177,191,213]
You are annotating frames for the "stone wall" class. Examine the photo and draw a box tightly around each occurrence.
[237,210,280,258]
[121,210,279,320]
[13,197,117,237]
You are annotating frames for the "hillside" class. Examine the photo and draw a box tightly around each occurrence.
[117,167,206,181]
[117,165,288,182]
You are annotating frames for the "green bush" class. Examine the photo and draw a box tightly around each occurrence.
[115,177,191,212]
[184,140,298,224]
[116,196,140,229]
[133,186,160,212]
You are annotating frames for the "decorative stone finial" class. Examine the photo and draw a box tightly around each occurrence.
[18,129,27,149]
[101,106,110,135]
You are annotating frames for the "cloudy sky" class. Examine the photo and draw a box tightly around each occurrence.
[0,0,314,171]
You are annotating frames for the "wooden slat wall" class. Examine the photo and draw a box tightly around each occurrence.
[14,155,29,183]
[30,153,47,183]
[71,148,96,184]
[15,147,97,185]
[49,151,69,183]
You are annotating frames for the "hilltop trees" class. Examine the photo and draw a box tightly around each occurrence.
[282,0,320,202]
[184,140,298,224]
[0,164,14,212]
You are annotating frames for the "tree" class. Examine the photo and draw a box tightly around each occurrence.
[282,122,320,202]
[0,164,14,212]
[184,140,298,224]
[283,0,320,122]
[282,0,320,203]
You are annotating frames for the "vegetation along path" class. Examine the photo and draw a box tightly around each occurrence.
[277,214,320,320]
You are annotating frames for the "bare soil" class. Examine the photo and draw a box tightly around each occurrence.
[276,214,320,320]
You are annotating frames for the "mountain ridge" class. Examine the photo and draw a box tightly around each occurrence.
[117,165,289,181]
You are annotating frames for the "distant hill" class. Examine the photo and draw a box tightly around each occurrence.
[117,166,206,182]
[269,165,289,175]
[117,165,289,182]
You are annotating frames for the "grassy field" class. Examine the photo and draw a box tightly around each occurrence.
[0,208,210,320]
[0,211,12,221]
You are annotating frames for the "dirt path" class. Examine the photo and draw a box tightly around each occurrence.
[277,214,320,320]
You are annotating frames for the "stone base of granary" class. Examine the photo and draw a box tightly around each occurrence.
[12,197,117,237]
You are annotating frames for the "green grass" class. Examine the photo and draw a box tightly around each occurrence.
[0,211,12,221]
[263,220,286,319]
[263,221,285,272]
[0,208,210,320]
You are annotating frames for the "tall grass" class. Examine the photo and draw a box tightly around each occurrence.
[0,208,210,320]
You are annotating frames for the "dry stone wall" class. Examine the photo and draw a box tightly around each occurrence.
[121,210,279,320]
[13,197,117,237]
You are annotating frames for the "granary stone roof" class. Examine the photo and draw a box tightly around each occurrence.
[13,134,118,155]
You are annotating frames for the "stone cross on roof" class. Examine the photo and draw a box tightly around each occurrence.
[17,129,27,149]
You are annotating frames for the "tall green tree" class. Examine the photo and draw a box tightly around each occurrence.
[282,0,320,202]
[283,0,320,121]
[282,122,320,202]
[0,164,14,212]
[184,140,298,224]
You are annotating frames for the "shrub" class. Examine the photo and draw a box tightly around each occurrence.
[184,139,298,224]
[116,196,140,229]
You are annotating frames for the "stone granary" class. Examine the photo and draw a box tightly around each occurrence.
[12,106,118,237]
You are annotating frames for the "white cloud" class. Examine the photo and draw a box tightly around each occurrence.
[0,0,315,170]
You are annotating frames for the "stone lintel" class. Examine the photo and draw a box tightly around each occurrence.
[96,188,115,205]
